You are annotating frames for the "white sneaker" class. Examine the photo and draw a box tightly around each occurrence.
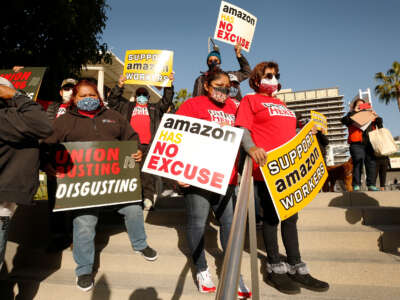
[143,198,153,211]
[238,275,252,298]
[196,268,216,293]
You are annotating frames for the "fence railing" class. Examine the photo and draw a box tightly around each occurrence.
[215,155,260,300]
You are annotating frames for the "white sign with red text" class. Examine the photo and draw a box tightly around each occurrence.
[142,114,243,195]
[213,1,257,52]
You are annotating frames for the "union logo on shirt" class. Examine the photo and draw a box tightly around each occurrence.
[132,106,149,117]
[208,109,235,126]
[56,107,67,118]
[261,103,296,118]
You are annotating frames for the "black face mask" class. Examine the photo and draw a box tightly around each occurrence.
[208,61,220,70]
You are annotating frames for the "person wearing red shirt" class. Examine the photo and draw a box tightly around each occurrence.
[176,70,250,298]
[107,75,175,210]
[235,62,329,295]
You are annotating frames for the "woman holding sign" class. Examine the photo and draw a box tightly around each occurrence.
[235,62,329,294]
[43,80,158,292]
[176,70,251,298]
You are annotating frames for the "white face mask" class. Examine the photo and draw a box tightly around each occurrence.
[62,90,73,103]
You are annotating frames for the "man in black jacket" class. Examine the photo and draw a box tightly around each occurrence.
[46,78,77,121]
[192,42,251,101]
[107,75,174,210]
[0,78,53,268]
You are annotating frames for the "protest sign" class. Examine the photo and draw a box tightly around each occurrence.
[311,110,328,134]
[213,1,257,52]
[142,114,243,195]
[123,50,173,87]
[260,121,328,221]
[51,141,141,212]
[0,67,46,101]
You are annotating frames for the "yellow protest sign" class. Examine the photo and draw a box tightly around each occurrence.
[123,50,173,87]
[311,110,328,134]
[260,121,328,221]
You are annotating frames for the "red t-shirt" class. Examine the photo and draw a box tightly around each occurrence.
[130,104,151,144]
[235,94,297,181]
[176,96,238,185]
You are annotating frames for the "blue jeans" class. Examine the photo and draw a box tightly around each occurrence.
[184,185,234,272]
[73,203,147,276]
[0,216,11,269]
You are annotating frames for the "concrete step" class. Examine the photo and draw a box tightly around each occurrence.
[154,191,400,210]
[2,249,400,300]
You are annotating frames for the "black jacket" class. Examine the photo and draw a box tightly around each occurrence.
[107,85,174,144]
[0,92,53,205]
[46,101,62,122]
[192,55,251,101]
[43,106,139,144]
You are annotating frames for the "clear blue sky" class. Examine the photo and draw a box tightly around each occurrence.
[102,0,400,136]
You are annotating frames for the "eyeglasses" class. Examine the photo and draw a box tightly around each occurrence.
[264,73,280,80]
[136,93,149,97]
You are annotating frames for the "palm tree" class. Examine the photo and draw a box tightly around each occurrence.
[375,61,400,112]
[173,88,192,110]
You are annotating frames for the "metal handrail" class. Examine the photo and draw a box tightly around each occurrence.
[215,155,260,300]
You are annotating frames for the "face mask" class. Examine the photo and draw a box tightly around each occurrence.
[208,61,220,71]
[259,77,279,96]
[136,95,149,105]
[76,97,100,111]
[229,86,239,98]
[62,90,73,103]
[210,86,229,103]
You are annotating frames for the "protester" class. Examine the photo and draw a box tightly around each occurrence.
[192,42,251,100]
[235,61,329,294]
[46,78,78,252]
[176,69,251,298]
[0,78,53,268]
[341,98,382,191]
[295,111,329,160]
[47,78,78,121]
[42,79,157,292]
[375,155,389,190]
[107,74,175,210]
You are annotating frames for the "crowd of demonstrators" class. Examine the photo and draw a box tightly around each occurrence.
[235,62,329,295]
[176,69,251,298]
[41,80,157,292]
[107,74,175,210]
[341,98,383,191]
[192,42,251,101]
[0,78,53,268]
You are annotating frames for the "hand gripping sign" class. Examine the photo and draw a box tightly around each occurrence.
[310,110,328,134]
[213,1,257,52]
[51,141,142,212]
[142,114,243,195]
[124,50,173,87]
[260,121,328,221]
[0,67,46,101]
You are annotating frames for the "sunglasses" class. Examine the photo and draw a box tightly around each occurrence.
[264,73,280,80]
[137,92,149,97]
[62,86,74,91]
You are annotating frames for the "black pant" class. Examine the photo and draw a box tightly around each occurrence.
[349,143,377,186]
[375,157,389,188]
[254,181,301,265]
[48,179,70,236]
[140,145,156,202]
